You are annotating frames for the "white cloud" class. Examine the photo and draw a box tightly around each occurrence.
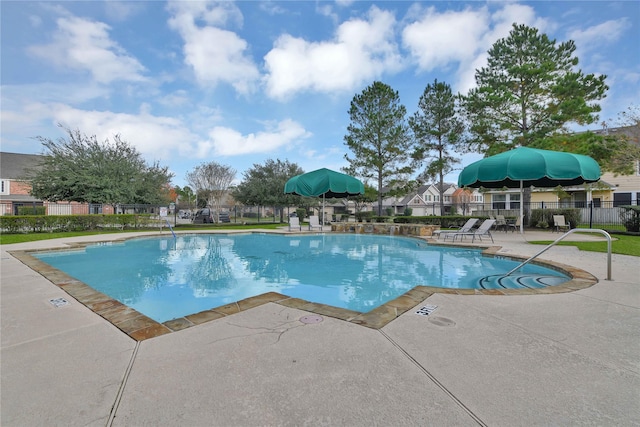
[402,6,489,72]
[263,6,403,99]
[202,119,312,156]
[158,90,191,107]
[50,105,196,160]
[488,3,550,39]
[402,3,550,95]
[28,15,146,84]
[568,18,631,52]
[103,0,142,21]
[167,0,259,94]
[260,1,287,16]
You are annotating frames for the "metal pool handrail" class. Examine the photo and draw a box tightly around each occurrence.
[505,229,612,280]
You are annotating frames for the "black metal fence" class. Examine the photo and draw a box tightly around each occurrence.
[463,200,638,230]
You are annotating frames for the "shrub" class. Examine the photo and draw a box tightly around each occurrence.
[620,205,640,232]
[0,214,156,234]
[17,206,46,215]
[403,207,413,216]
[393,215,479,228]
[530,208,580,229]
[355,211,375,222]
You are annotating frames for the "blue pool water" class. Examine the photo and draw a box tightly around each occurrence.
[35,233,569,322]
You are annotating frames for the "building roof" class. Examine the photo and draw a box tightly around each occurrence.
[0,152,44,180]
[590,125,639,143]
[0,194,40,202]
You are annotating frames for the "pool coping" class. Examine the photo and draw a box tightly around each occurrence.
[8,232,598,341]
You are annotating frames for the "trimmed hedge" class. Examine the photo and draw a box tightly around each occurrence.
[530,208,580,230]
[17,206,46,215]
[393,215,485,228]
[0,214,161,234]
[355,211,375,221]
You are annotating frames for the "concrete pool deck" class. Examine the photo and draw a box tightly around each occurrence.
[1,230,639,426]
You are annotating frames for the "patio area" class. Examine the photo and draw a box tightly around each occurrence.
[1,230,638,426]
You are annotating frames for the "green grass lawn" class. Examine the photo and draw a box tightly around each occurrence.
[0,223,284,245]
[529,234,640,257]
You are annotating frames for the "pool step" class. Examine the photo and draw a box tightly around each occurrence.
[478,274,568,290]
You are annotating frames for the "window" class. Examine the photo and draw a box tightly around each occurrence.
[492,193,519,209]
[592,198,602,208]
[509,193,520,210]
[492,194,506,209]
[0,180,8,195]
[613,192,632,207]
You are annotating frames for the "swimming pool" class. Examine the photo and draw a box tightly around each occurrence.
[34,233,569,323]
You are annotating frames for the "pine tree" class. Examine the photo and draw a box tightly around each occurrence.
[344,81,413,214]
[462,23,608,155]
[410,79,465,215]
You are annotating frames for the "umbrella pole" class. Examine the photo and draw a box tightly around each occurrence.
[520,180,524,234]
[322,194,325,229]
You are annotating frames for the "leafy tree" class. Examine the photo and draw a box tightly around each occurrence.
[186,161,236,222]
[348,183,378,214]
[344,81,414,214]
[410,79,465,216]
[29,127,173,211]
[533,130,639,176]
[530,105,640,176]
[462,23,608,154]
[232,159,303,222]
[607,105,640,174]
[174,185,196,210]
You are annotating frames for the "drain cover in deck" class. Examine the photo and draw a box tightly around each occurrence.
[299,315,323,324]
[49,298,69,308]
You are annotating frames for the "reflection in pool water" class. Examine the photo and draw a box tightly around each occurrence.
[35,233,569,322]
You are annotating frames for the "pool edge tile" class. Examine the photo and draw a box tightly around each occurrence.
[8,235,599,339]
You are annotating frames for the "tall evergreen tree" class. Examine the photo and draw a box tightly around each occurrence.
[410,79,465,215]
[462,23,608,155]
[344,81,413,214]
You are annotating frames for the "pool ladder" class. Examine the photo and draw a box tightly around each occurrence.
[164,219,177,239]
[504,229,612,281]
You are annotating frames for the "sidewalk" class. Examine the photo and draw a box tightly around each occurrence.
[2,230,638,426]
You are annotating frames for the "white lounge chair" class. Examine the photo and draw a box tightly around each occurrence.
[288,216,301,231]
[553,215,570,233]
[448,219,496,243]
[308,215,323,231]
[438,218,479,240]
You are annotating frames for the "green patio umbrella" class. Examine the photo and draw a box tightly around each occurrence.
[284,168,365,225]
[458,147,601,233]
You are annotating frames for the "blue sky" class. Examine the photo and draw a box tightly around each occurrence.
[2,1,639,188]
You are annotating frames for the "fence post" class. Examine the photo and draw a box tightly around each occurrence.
[589,201,593,229]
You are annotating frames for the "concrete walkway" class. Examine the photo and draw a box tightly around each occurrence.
[1,230,638,426]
